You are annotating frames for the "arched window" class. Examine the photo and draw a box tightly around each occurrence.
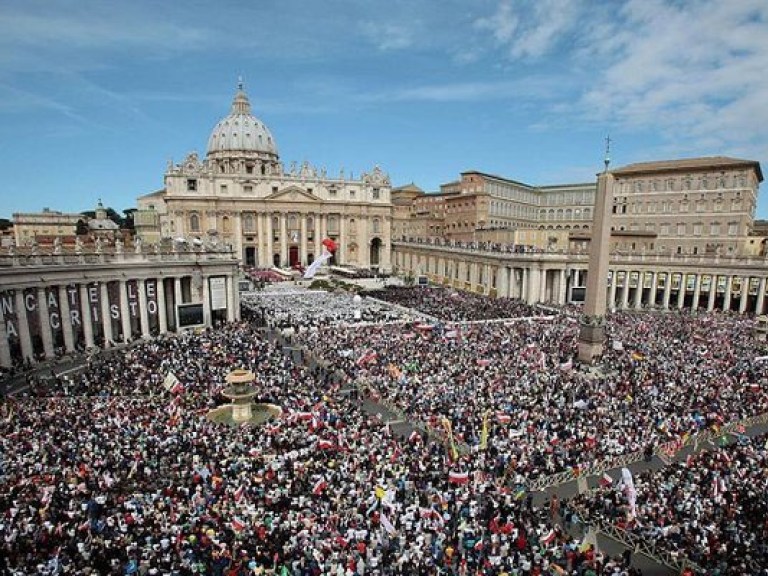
[190,213,200,232]
[223,216,231,233]
[372,218,381,234]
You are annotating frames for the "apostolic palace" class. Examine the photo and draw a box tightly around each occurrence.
[1,82,766,370]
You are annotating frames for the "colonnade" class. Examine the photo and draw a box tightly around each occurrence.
[393,243,768,315]
[0,258,240,369]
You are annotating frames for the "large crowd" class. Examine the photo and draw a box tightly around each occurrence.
[1,284,767,575]
[574,433,768,575]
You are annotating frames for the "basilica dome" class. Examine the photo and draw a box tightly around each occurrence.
[206,84,278,158]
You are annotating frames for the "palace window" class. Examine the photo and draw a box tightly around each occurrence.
[190,213,200,232]
[187,179,197,191]
[372,188,380,200]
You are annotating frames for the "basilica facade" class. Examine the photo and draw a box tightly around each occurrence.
[135,84,393,272]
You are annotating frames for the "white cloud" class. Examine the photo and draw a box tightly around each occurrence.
[577,0,768,156]
[360,21,417,51]
[474,0,582,59]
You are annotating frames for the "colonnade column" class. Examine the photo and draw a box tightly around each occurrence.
[739,276,750,314]
[137,279,150,338]
[0,304,10,368]
[120,280,132,342]
[692,274,703,310]
[174,278,183,332]
[157,279,168,334]
[649,272,658,307]
[37,287,54,358]
[662,273,673,309]
[707,276,717,312]
[633,273,643,309]
[13,291,33,362]
[527,266,540,304]
[620,272,630,309]
[79,284,94,349]
[497,267,509,299]
[756,278,767,315]
[539,268,548,303]
[58,285,75,353]
[723,276,733,311]
[521,268,529,302]
[201,275,211,327]
[266,214,274,267]
[676,275,686,309]
[558,269,568,305]
[608,271,618,311]
[100,283,113,347]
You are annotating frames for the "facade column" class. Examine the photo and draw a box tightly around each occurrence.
[739,276,750,314]
[119,280,132,341]
[157,279,168,334]
[608,271,618,311]
[280,214,288,267]
[691,274,703,311]
[58,285,75,353]
[707,276,717,311]
[37,287,55,359]
[558,269,568,305]
[756,277,767,315]
[633,273,644,309]
[138,279,150,338]
[100,283,113,347]
[0,300,10,368]
[79,284,94,349]
[300,214,308,265]
[539,268,548,302]
[314,214,322,261]
[620,271,630,309]
[264,212,275,268]
[14,291,34,362]
[173,278,183,331]
[339,215,347,265]
[723,276,733,311]
[662,273,673,309]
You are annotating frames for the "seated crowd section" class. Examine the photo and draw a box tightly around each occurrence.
[1,285,766,575]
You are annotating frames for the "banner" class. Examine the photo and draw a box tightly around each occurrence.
[209,277,227,310]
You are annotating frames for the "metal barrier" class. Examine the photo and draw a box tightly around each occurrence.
[574,510,704,575]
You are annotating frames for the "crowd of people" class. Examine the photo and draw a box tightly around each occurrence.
[574,434,768,574]
[241,292,424,331]
[365,287,545,322]
[0,284,766,575]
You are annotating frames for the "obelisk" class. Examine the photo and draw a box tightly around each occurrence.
[577,140,614,363]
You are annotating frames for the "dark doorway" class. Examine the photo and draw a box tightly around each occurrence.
[370,237,382,268]
[273,253,280,267]
[289,246,299,267]
[245,247,256,266]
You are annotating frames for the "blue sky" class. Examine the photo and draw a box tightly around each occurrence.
[1,0,768,219]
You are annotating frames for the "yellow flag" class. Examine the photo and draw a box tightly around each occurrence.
[479,411,489,450]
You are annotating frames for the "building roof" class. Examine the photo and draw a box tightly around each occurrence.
[612,156,763,182]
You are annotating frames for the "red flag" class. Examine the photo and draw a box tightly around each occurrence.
[313,478,328,496]
[448,471,469,485]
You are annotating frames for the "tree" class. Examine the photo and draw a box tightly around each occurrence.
[122,208,137,230]
[75,219,89,236]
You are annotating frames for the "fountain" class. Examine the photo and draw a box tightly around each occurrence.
[206,368,282,426]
